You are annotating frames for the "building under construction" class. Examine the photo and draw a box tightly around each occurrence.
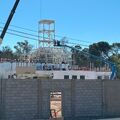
[0,0,119,119]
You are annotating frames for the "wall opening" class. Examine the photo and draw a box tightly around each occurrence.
[50,91,62,118]
[72,75,77,79]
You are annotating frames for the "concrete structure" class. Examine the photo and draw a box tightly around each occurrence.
[36,70,111,80]
[0,79,120,120]
[0,62,111,80]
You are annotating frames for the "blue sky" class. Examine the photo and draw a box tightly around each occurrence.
[0,0,120,49]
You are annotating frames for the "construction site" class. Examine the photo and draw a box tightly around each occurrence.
[0,0,120,120]
[0,44,120,120]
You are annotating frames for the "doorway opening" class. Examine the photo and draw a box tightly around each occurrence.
[50,91,62,118]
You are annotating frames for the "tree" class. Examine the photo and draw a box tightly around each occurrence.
[71,45,82,65]
[1,46,14,59]
[111,43,120,56]
[89,41,111,57]
[14,40,33,60]
[71,45,90,67]
[110,55,120,78]
[89,41,111,67]
[0,49,2,58]
[109,43,120,78]
[80,48,90,67]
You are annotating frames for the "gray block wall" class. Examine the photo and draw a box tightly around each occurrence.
[5,79,38,120]
[75,80,102,118]
[0,79,120,120]
[0,79,6,120]
[103,80,120,117]
[0,79,1,109]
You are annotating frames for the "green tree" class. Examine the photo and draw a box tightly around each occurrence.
[1,46,14,59]
[14,40,33,60]
[0,49,2,58]
[111,43,120,56]
[110,55,120,78]
[89,41,111,57]
[89,41,111,67]
[71,45,90,67]
[71,45,82,65]
[80,48,90,67]
[110,43,120,78]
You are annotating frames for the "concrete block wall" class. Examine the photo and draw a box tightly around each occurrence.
[4,79,38,120]
[39,79,72,118]
[0,79,120,120]
[103,80,120,117]
[39,79,103,119]
[0,79,6,120]
[0,79,2,119]
[74,80,102,118]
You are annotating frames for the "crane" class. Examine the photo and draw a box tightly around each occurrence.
[0,0,20,44]
[54,40,117,80]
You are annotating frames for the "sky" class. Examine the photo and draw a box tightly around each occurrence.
[0,0,120,50]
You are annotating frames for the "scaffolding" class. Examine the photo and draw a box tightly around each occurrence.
[38,19,55,48]
[30,19,72,64]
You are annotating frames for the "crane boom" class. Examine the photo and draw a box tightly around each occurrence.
[0,0,20,44]
[54,40,117,80]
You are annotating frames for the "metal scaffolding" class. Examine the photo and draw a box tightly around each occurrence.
[30,19,72,64]
[38,19,55,48]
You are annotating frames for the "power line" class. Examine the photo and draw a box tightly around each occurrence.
[67,42,89,47]
[0,22,37,33]
[55,34,91,44]
[0,29,38,41]
[0,26,38,38]
[0,27,89,47]
[0,22,92,44]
